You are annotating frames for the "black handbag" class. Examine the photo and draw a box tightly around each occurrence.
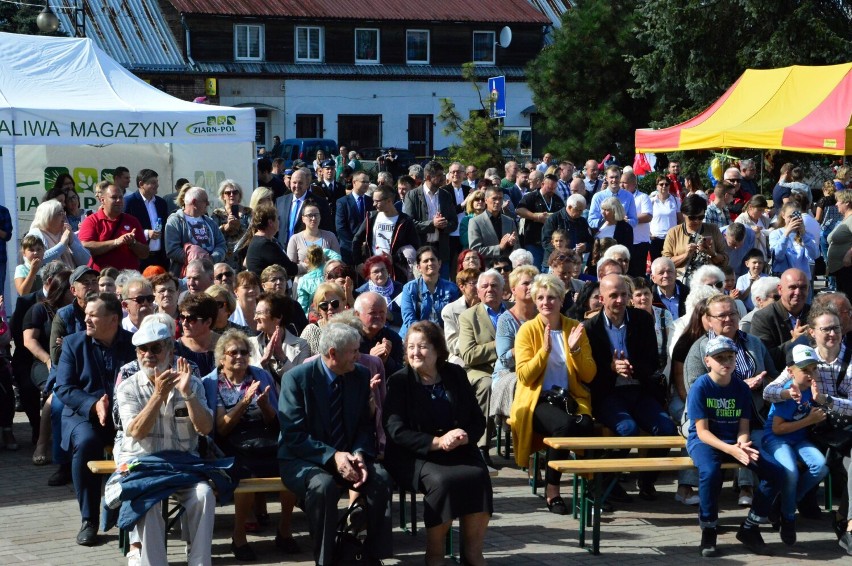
[333,499,370,565]
[219,390,279,458]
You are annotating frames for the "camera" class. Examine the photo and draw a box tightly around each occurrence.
[541,386,579,414]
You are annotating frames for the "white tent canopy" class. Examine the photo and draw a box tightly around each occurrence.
[0,32,255,145]
[0,32,256,307]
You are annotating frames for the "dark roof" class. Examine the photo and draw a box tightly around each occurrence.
[167,0,550,24]
[193,62,528,79]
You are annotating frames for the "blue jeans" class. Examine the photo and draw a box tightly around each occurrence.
[594,386,677,484]
[762,435,827,521]
[688,440,782,528]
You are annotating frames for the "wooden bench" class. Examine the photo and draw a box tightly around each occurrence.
[543,436,739,555]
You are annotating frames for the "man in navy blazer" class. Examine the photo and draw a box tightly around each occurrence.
[276,168,333,249]
[278,322,391,566]
[336,171,374,266]
[123,169,169,271]
[54,293,136,546]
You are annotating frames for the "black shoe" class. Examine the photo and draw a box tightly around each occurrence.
[699,527,718,557]
[76,520,97,546]
[637,482,657,501]
[231,540,257,561]
[779,518,796,546]
[833,516,848,540]
[274,532,300,554]
[768,496,781,531]
[797,500,823,520]
[546,495,569,515]
[479,448,495,469]
[840,532,852,556]
[736,523,773,555]
[48,463,72,486]
[608,482,633,504]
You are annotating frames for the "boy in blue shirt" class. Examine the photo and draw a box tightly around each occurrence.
[735,249,767,311]
[687,336,783,557]
[762,344,828,545]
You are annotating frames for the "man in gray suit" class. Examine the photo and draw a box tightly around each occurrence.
[403,161,457,278]
[278,323,391,566]
[468,186,518,261]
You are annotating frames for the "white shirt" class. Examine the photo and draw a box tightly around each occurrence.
[372,212,399,256]
[423,185,440,243]
[542,330,568,392]
[450,185,465,237]
[121,316,139,333]
[142,193,161,252]
[650,194,681,238]
[632,190,652,244]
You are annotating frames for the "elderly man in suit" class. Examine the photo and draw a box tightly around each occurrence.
[458,269,507,467]
[750,268,812,372]
[585,274,677,502]
[403,161,457,278]
[123,169,169,271]
[278,322,391,566]
[650,257,690,320]
[276,168,334,250]
[469,186,518,261]
[54,293,136,546]
[336,171,374,266]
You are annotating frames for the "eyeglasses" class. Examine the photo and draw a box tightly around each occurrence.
[709,281,724,289]
[179,314,201,323]
[473,197,485,202]
[267,276,286,283]
[818,325,842,334]
[215,272,234,280]
[127,294,155,304]
[327,270,347,279]
[302,213,320,219]
[225,348,250,358]
[317,299,341,311]
[725,179,741,184]
[657,183,670,187]
[223,190,240,196]
[687,215,705,221]
[137,342,166,355]
[708,311,737,320]
[494,265,512,273]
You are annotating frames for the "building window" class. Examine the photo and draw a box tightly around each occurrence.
[354,28,380,64]
[234,24,264,61]
[296,26,323,62]
[406,30,429,64]
[472,31,495,64]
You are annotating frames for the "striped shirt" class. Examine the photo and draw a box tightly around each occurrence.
[763,344,852,416]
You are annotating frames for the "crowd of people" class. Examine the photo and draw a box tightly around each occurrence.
[0,153,850,565]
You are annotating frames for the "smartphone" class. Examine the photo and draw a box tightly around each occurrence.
[791,210,802,221]
[154,218,162,232]
[230,204,240,216]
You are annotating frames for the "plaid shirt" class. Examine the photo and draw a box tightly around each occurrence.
[704,204,730,228]
[763,343,852,416]
[115,370,209,464]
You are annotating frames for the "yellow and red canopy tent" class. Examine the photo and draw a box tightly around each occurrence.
[635,63,852,156]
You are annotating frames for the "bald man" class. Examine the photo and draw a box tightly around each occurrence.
[750,268,811,370]
[585,274,677,501]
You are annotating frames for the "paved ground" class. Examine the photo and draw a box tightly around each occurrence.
[0,412,850,565]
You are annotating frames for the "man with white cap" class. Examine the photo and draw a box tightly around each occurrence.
[114,316,214,566]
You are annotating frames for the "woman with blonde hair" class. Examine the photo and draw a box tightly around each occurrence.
[459,189,486,249]
[510,274,596,514]
[769,202,819,278]
[211,180,252,270]
[596,196,633,247]
[27,200,90,267]
[300,281,346,355]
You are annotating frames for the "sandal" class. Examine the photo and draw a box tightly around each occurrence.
[546,495,569,515]
[32,452,49,466]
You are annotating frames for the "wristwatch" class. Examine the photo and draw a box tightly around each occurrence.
[825,394,834,406]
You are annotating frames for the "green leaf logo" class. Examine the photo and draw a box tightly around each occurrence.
[73,168,98,191]
[44,167,69,191]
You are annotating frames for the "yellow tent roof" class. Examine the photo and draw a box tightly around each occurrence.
[635,63,852,155]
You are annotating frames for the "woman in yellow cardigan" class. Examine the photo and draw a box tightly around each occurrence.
[510,273,596,515]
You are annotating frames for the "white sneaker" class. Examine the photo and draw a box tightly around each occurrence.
[675,489,700,506]
[126,548,141,566]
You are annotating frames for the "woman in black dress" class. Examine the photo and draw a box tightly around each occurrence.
[384,320,492,566]
[244,203,298,279]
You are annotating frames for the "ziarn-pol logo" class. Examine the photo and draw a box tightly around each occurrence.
[186,115,238,136]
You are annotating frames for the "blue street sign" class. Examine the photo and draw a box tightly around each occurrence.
[488,76,506,119]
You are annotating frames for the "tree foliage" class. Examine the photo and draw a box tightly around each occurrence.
[526,0,648,162]
[629,0,852,128]
[438,63,518,171]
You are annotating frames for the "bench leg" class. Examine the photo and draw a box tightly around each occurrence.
[495,417,503,456]
[590,474,602,555]
[531,452,539,495]
[577,476,587,548]
[502,421,512,459]
[825,471,833,511]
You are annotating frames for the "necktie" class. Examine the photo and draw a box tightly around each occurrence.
[329,378,345,450]
[356,195,364,218]
[289,198,301,239]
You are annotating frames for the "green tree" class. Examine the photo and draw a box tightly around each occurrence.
[526,0,648,162]
[437,63,517,171]
[0,3,68,36]
[630,0,852,128]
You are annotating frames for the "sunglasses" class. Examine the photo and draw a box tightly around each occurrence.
[473,197,485,202]
[225,348,250,358]
[137,342,166,355]
[687,215,705,221]
[215,272,234,280]
[494,265,512,273]
[302,213,320,219]
[317,299,341,311]
[710,281,724,289]
[179,314,202,323]
[725,179,741,184]
[223,190,240,196]
[127,294,155,304]
[327,270,348,279]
